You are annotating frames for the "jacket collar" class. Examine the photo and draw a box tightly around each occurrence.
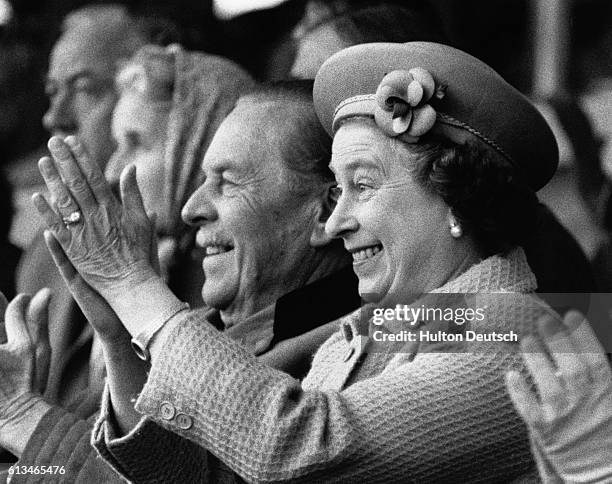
[204,265,360,352]
[344,247,537,341]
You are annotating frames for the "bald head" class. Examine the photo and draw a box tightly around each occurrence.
[43,4,149,170]
[60,4,145,64]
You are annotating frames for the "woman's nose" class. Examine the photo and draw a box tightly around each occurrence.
[325,194,358,239]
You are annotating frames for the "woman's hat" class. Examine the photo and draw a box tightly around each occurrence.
[313,42,558,191]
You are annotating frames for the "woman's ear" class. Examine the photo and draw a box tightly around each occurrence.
[310,185,337,248]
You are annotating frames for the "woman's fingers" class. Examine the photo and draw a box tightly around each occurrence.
[27,289,52,394]
[47,136,98,213]
[44,231,123,340]
[120,165,148,222]
[505,370,544,427]
[38,156,81,220]
[45,231,97,309]
[4,295,32,346]
[44,230,78,284]
[148,213,162,276]
[26,289,52,346]
[32,192,71,246]
[64,136,118,209]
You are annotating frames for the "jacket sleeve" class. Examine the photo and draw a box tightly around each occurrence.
[11,405,124,484]
[95,309,535,484]
[91,384,242,484]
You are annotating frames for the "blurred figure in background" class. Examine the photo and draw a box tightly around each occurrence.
[290,0,447,79]
[0,28,48,250]
[1,45,253,481]
[16,3,180,410]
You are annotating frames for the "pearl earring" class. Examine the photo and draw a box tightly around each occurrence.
[450,220,463,238]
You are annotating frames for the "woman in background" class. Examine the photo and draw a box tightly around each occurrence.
[2,45,253,481]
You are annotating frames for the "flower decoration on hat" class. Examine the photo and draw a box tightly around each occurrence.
[374,68,444,142]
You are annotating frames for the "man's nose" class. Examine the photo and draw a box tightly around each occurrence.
[181,183,218,227]
[43,91,77,135]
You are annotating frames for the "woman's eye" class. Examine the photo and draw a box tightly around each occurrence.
[356,181,373,192]
[330,186,342,200]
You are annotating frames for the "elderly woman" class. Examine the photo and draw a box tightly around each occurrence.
[290,2,594,297]
[35,42,560,482]
[0,45,252,479]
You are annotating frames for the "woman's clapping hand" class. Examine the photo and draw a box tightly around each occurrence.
[33,136,157,302]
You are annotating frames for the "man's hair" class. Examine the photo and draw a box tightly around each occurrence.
[239,79,334,195]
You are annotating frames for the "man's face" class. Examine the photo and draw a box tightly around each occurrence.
[43,28,121,170]
[182,101,324,319]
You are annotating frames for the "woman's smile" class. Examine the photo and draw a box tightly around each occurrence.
[350,244,383,264]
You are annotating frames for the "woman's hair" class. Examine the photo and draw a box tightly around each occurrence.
[115,45,176,102]
[408,136,539,256]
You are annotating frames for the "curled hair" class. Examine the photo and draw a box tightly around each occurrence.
[115,45,175,102]
[409,137,539,256]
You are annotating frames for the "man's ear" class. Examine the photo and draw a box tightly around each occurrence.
[309,185,337,248]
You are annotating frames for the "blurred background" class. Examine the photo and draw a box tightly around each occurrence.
[1,0,611,275]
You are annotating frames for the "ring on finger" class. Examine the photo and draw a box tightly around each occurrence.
[62,210,82,226]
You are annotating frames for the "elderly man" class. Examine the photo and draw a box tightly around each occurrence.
[3,82,358,481]
[0,3,179,472]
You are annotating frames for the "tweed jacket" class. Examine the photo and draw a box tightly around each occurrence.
[93,248,547,483]
[9,267,358,484]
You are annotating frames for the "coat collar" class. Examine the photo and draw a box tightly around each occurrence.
[343,247,537,342]
[204,266,361,354]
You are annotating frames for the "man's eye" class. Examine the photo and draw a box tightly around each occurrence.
[356,182,373,191]
[73,78,110,97]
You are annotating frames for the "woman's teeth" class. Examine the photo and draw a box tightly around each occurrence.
[205,245,230,256]
[352,245,382,262]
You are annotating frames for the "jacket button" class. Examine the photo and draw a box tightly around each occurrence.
[176,413,193,430]
[160,402,176,420]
